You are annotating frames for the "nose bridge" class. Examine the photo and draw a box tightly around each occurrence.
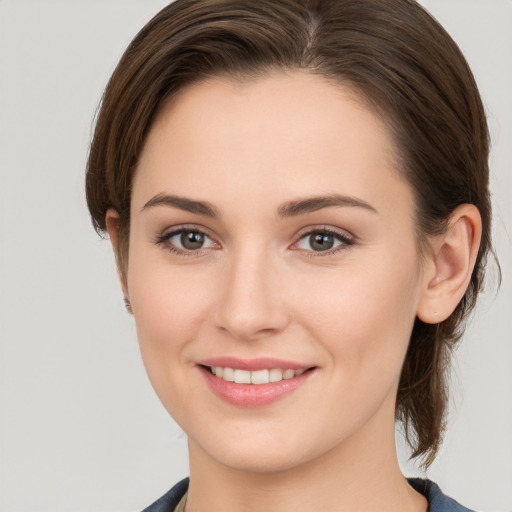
[214,242,287,340]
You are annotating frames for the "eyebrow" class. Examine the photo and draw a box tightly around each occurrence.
[277,194,378,217]
[141,192,377,218]
[142,193,219,217]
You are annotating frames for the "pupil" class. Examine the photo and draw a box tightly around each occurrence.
[181,231,204,250]
[310,233,334,251]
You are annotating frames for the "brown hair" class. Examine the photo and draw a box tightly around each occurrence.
[86,0,492,466]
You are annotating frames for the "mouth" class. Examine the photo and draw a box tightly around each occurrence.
[197,360,317,407]
[204,366,310,384]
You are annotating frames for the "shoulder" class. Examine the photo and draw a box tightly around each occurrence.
[142,477,189,512]
[408,478,477,512]
[143,477,477,512]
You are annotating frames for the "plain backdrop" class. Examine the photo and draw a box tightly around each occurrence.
[0,1,511,511]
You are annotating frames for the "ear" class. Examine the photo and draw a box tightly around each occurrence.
[105,208,130,302]
[417,204,482,324]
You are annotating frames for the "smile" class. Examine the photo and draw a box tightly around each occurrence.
[198,359,316,407]
[210,367,305,384]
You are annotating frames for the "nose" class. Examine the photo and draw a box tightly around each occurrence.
[214,247,290,341]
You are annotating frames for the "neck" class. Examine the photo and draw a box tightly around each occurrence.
[185,405,427,512]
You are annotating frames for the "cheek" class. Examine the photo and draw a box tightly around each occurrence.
[126,247,214,383]
[126,257,221,428]
[296,248,421,378]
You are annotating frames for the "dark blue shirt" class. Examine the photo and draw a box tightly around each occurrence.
[142,477,476,511]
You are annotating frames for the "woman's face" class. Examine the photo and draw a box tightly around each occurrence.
[123,72,428,472]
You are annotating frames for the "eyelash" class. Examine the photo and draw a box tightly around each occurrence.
[292,227,355,258]
[154,226,218,257]
[154,226,355,257]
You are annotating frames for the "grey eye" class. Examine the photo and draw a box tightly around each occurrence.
[180,230,205,250]
[308,232,335,251]
[163,229,217,251]
[294,229,352,253]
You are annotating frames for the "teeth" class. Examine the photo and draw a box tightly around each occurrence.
[234,369,251,384]
[222,367,235,382]
[210,366,307,385]
[269,369,283,382]
[251,369,269,384]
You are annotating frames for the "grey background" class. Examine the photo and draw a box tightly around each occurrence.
[0,1,510,511]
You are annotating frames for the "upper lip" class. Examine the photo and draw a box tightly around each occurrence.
[196,357,314,371]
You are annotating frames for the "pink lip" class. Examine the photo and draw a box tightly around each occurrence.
[197,357,311,371]
[197,360,316,408]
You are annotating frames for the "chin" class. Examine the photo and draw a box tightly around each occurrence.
[187,420,338,475]
[207,441,311,474]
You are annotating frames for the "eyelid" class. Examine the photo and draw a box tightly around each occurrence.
[294,224,355,240]
[154,224,221,255]
[153,223,354,257]
[290,225,356,255]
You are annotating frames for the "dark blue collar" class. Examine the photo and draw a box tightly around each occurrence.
[407,479,475,512]
[143,477,476,512]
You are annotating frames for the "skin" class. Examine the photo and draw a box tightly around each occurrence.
[107,71,481,512]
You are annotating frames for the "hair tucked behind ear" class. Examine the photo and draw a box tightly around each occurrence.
[86,0,495,466]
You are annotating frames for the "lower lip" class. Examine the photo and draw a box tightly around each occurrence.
[199,367,314,407]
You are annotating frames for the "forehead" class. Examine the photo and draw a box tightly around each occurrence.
[133,71,411,218]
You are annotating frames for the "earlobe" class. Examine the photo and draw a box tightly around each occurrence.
[105,208,130,304]
[417,204,482,324]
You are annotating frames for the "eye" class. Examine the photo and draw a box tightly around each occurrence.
[156,227,218,254]
[293,229,354,254]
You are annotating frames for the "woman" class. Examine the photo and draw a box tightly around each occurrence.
[86,1,494,510]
